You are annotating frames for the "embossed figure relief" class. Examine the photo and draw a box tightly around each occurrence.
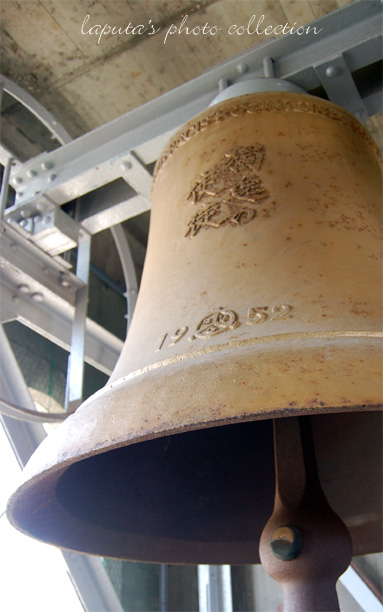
[185,145,270,238]
[190,308,240,340]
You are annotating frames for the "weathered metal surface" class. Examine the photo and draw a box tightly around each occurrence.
[260,417,352,611]
[6,92,382,563]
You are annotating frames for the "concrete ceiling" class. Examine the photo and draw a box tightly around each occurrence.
[1,0,356,138]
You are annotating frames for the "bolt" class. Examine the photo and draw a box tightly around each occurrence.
[34,191,41,196]
[44,215,52,225]
[33,215,42,223]
[236,62,248,75]
[263,56,275,78]
[270,525,302,561]
[218,78,229,92]
[31,292,44,302]
[14,177,23,184]
[17,283,30,294]
[325,65,339,78]
[27,169,38,178]
[36,202,45,211]
[19,219,28,228]
[20,209,29,218]
[48,174,57,183]
[60,272,71,287]
[41,161,54,170]
[17,192,24,198]
[121,161,133,171]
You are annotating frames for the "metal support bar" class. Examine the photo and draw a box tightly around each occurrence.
[120,151,153,204]
[61,553,124,612]
[0,221,122,375]
[0,74,71,146]
[65,231,91,412]
[0,221,82,306]
[198,566,233,612]
[339,566,383,612]
[0,323,123,612]
[80,183,149,236]
[159,564,169,612]
[314,54,369,123]
[1,281,122,376]
[111,224,138,331]
[0,323,66,423]
[0,156,13,218]
[0,325,47,448]
[3,0,381,231]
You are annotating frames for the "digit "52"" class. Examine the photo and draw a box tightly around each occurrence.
[247,304,292,324]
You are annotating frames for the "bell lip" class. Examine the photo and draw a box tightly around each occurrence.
[8,333,383,486]
[7,404,382,564]
[7,331,382,564]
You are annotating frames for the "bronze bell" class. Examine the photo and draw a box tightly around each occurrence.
[7,92,382,607]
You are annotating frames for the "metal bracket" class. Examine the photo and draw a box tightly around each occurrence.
[314,54,369,123]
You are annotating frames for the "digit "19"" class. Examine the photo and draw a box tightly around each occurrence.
[156,326,189,351]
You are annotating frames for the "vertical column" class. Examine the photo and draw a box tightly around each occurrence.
[65,230,91,412]
[198,565,233,612]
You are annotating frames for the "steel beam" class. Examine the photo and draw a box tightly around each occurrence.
[0,221,122,375]
[3,0,381,233]
[79,180,149,235]
[1,282,122,376]
[0,221,83,306]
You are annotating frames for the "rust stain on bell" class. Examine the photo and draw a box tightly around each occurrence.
[6,92,382,564]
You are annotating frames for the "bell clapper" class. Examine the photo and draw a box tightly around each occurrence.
[260,416,353,612]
